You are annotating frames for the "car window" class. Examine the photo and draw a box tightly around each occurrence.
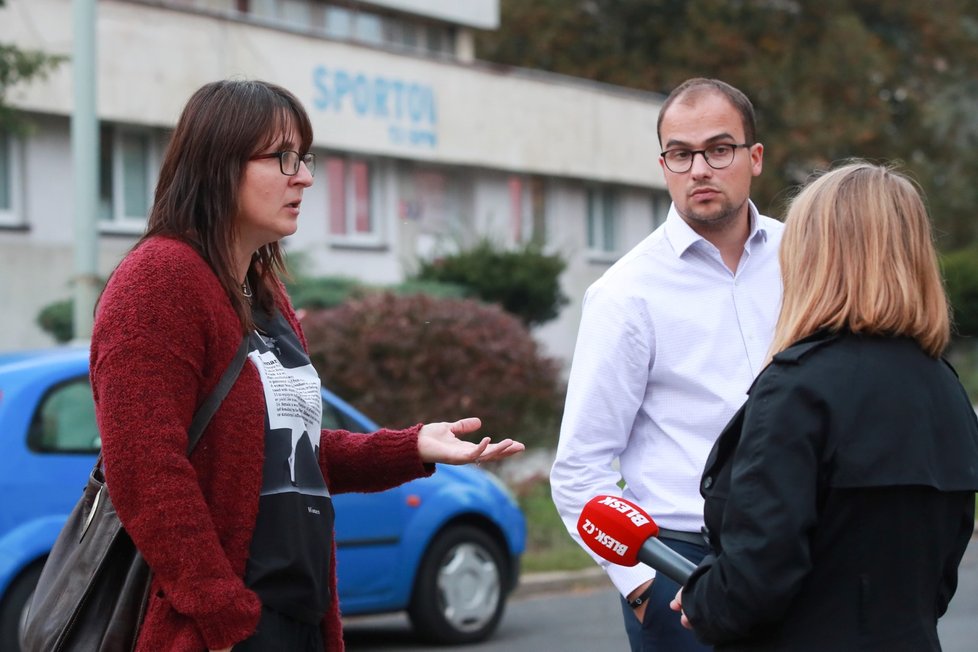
[28,377,101,453]
[321,397,364,432]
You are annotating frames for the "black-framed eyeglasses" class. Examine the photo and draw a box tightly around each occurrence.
[660,143,751,173]
[249,150,316,177]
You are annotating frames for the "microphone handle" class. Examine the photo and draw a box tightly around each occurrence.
[638,537,698,585]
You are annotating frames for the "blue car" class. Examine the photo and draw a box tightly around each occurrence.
[0,347,525,649]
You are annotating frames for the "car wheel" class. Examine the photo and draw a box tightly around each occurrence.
[408,524,508,645]
[0,561,44,652]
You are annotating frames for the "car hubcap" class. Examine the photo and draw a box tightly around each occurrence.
[436,541,500,632]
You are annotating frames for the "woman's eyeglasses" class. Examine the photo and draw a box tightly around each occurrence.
[249,150,316,176]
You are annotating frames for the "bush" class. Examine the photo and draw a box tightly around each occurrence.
[302,292,564,448]
[36,298,74,343]
[285,276,366,310]
[286,275,469,311]
[413,239,568,327]
[388,279,469,301]
[943,247,978,339]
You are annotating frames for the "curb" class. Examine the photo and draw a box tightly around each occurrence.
[511,567,612,600]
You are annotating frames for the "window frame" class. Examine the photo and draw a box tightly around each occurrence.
[27,375,102,455]
[509,175,549,247]
[326,154,384,247]
[99,124,161,235]
[586,187,620,261]
[0,130,24,228]
[651,189,670,230]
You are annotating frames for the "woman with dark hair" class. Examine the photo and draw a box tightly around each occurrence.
[90,79,524,652]
[670,161,978,651]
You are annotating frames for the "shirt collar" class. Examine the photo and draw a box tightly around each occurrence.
[664,199,767,258]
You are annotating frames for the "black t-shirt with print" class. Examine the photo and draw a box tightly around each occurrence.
[244,307,334,624]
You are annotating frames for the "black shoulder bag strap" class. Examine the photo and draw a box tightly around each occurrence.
[185,335,251,454]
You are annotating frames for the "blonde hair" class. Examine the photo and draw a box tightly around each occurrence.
[771,161,950,358]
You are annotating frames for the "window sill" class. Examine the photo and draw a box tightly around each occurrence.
[329,239,389,252]
[587,251,620,265]
[98,224,145,238]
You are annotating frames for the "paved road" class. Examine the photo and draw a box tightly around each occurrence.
[344,584,627,651]
[344,534,978,651]
[939,533,978,651]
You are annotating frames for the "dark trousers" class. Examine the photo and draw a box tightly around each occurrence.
[234,605,325,652]
[619,537,712,652]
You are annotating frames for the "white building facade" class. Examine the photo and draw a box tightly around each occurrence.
[0,0,669,367]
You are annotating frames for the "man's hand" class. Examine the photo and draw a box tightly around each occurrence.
[627,579,654,622]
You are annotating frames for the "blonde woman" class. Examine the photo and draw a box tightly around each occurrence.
[671,161,978,651]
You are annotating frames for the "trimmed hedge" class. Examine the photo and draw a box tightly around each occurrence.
[36,298,73,343]
[302,292,564,448]
[943,247,978,339]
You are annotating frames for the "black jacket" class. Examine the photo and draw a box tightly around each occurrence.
[682,331,978,651]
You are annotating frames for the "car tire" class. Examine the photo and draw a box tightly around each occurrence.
[407,524,508,645]
[0,561,44,652]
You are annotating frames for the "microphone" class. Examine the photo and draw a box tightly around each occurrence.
[577,495,698,585]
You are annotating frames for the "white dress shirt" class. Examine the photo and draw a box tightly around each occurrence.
[551,201,783,597]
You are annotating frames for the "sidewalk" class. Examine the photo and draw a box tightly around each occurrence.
[511,566,611,600]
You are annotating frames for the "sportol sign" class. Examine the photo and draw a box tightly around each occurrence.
[312,66,438,149]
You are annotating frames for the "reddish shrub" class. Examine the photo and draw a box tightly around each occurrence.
[302,292,563,445]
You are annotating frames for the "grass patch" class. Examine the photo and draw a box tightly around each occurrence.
[515,478,596,573]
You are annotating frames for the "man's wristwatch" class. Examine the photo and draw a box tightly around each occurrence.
[628,583,654,609]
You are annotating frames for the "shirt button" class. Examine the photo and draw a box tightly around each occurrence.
[703,476,713,489]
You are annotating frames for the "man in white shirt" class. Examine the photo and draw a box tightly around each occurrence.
[551,78,783,652]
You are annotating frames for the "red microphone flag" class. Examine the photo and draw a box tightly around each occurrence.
[576,495,660,566]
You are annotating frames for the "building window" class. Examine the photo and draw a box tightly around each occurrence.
[280,0,311,23]
[327,156,379,242]
[384,17,419,50]
[0,130,21,226]
[425,23,455,56]
[509,175,547,246]
[164,0,459,58]
[399,166,451,227]
[99,125,160,231]
[354,11,384,45]
[587,188,618,255]
[652,189,670,229]
[324,5,353,37]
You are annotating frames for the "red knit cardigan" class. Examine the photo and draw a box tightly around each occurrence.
[90,236,432,651]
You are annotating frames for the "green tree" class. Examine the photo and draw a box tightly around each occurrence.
[477,0,978,248]
[0,0,65,130]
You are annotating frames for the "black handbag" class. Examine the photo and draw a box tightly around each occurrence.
[19,338,250,652]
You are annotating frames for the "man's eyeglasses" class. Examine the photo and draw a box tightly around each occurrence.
[660,143,751,174]
[249,150,316,177]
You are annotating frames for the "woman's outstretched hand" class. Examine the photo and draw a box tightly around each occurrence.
[418,417,525,465]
